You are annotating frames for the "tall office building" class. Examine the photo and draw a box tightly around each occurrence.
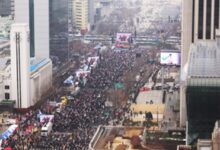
[73,0,89,32]
[181,0,220,145]
[181,0,220,126]
[15,0,49,59]
[49,0,69,61]
[88,0,95,30]
[11,0,52,109]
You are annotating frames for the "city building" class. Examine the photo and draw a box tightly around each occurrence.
[89,126,184,150]
[10,24,31,108]
[0,17,14,39]
[88,0,95,30]
[10,24,52,109]
[197,139,212,150]
[212,120,220,150]
[15,0,50,59]
[89,126,144,150]
[98,0,112,6]
[8,0,52,109]
[181,0,220,128]
[195,120,220,150]
[68,0,73,23]
[49,0,69,61]
[182,34,220,145]
[73,0,89,33]
[0,58,11,101]
[0,0,14,17]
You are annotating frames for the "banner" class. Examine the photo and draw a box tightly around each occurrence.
[116,33,132,43]
[39,115,54,123]
[87,57,99,63]
[75,70,90,78]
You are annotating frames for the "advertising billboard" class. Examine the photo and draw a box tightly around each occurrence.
[160,52,180,65]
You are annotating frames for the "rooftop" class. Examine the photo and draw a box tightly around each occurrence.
[89,126,144,150]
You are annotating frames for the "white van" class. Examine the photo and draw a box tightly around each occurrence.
[41,121,53,136]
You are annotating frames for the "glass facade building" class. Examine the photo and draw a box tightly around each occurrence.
[49,0,69,61]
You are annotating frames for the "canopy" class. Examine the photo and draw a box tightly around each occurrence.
[0,124,18,140]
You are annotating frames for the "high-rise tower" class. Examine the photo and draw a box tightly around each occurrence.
[73,0,89,33]
[181,0,220,127]
[11,0,52,109]
[15,0,49,59]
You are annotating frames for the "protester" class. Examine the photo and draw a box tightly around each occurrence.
[1,48,151,150]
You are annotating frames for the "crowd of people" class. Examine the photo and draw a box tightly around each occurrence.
[1,48,151,150]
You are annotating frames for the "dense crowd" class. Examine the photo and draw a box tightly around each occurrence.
[1,49,149,150]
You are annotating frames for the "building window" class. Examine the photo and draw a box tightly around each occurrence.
[206,0,211,39]
[192,0,195,43]
[5,93,10,99]
[5,85,9,89]
[198,0,204,39]
[215,0,220,28]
